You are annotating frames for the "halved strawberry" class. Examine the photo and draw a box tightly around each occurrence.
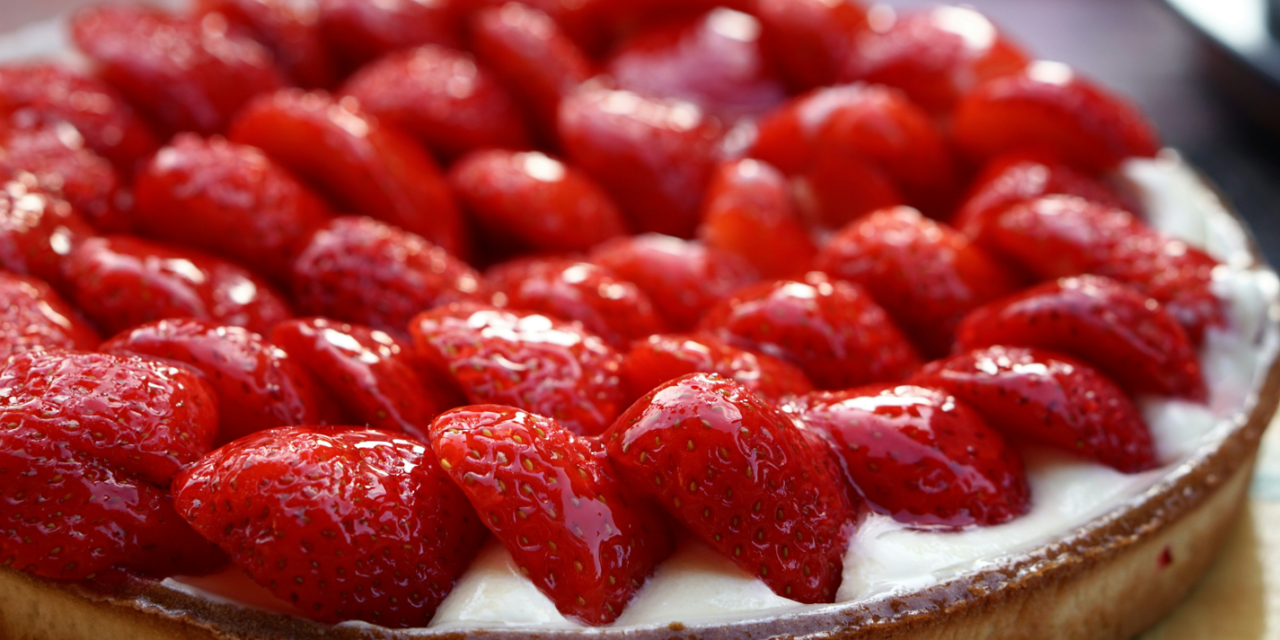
[318,0,462,69]
[697,158,817,279]
[620,333,813,402]
[0,123,128,233]
[910,345,1157,473]
[604,373,856,603]
[428,406,676,624]
[755,0,868,91]
[0,273,99,357]
[788,148,904,231]
[194,0,336,88]
[0,176,96,292]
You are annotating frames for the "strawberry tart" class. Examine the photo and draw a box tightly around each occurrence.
[0,1,1277,639]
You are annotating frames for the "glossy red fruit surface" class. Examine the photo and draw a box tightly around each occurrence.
[173,427,487,627]
[429,406,676,625]
[700,272,922,390]
[0,273,99,358]
[790,384,1030,527]
[911,345,1157,473]
[318,0,462,68]
[0,177,96,292]
[411,303,626,436]
[756,0,868,91]
[195,0,336,88]
[604,373,856,603]
[620,332,813,402]
[951,151,1128,236]
[698,158,817,279]
[0,123,127,233]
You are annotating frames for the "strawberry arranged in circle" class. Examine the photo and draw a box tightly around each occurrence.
[813,207,1021,357]
[604,373,856,603]
[0,122,128,233]
[620,333,813,403]
[318,0,462,69]
[340,45,530,160]
[698,158,817,279]
[272,318,461,441]
[290,216,486,336]
[954,275,1206,401]
[64,235,293,337]
[756,0,868,91]
[0,273,99,358]
[0,176,96,292]
[101,318,338,446]
[229,90,468,258]
[173,427,487,628]
[700,272,922,390]
[487,256,666,350]
[428,406,676,625]
[910,345,1157,473]
[787,384,1030,527]
[411,302,626,436]
[194,0,336,88]
[132,134,334,283]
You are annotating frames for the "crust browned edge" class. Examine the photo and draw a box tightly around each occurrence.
[2,164,1278,640]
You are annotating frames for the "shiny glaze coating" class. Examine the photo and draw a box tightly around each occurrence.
[0,123,127,232]
[620,332,812,403]
[756,0,868,91]
[318,0,461,68]
[698,158,817,279]
[0,272,99,357]
[194,0,336,88]
[0,177,96,292]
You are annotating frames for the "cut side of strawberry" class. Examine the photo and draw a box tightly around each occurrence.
[620,332,813,403]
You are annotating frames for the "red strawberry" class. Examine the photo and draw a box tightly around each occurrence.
[787,384,1030,527]
[0,122,128,233]
[101,318,339,446]
[411,303,626,436]
[588,233,759,331]
[132,134,334,283]
[604,373,856,603]
[697,158,818,279]
[788,148,904,231]
[910,345,1157,473]
[620,333,813,402]
[271,318,461,441]
[64,235,293,337]
[0,176,96,292]
[952,61,1160,172]
[194,0,336,88]
[756,0,868,91]
[340,46,530,160]
[0,273,99,357]
[487,256,666,350]
[428,406,676,624]
[318,0,462,69]
[954,276,1206,401]
[173,427,487,627]
[448,150,628,254]
[813,207,1021,357]
[290,216,487,336]
[228,90,468,258]
[699,272,922,390]
[70,4,285,135]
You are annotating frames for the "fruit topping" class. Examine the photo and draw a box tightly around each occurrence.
[620,333,813,403]
[0,273,99,357]
[756,0,868,91]
[0,176,96,292]
[194,0,336,88]
[697,158,817,279]
[318,0,462,69]
[0,123,128,233]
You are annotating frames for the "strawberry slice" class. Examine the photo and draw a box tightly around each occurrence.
[604,373,856,603]
[910,345,1157,473]
[194,0,336,88]
[290,216,487,336]
[755,0,868,91]
[411,303,627,436]
[64,235,293,337]
[0,177,96,292]
[955,276,1206,401]
[102,318,339,446]
[0,273,99,358]
[340,46,530,160]
[788,148,904,231]
[271,318,461,441]
[0,123,128,233]
[318,0,462,69]
[787,384,1030,527]
[228,90,468,258]
[697,158,818,279]
[428,406,676,624]
[620,333,813,402]
[813,207,1021,357]
[487,256,666,350]
[699,272,922,390]
[173,427,487,627]
[133,134,334,283]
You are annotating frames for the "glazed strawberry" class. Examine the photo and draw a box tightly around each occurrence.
[0,123,128,232]
[839,6,1029,114]
[911,346,1157,472]
[101,318,338,446]
[977,195,1223,342]
[173,427,487,627]
[318,0,462,68]
[789,384,1030,527]
[229,90,468,258]
[952,61,1161,172]
[813,207,1021,357]
[0,273,99,357]
[340,46,530,160]
[411,303,626,436]
[955,276,1206,400]
[132,134,334,283]
[756,0,868,91]
[788,148,904,231]
[64,235,293,337]
[195,0,336,88]
[70,4,284,135]
[272,318,460,441]
[559,84,727,238]
[620,333,813,402]
[448,150,628,254]
[428,406,676,624]
[0,176,96,292]
[698,159,817,279]
[290,216,486,336]
[604,373,856,603]
[588,234,759,331]
[0,63,159,174]
[487,256,666,350]
[699,272,922,390]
